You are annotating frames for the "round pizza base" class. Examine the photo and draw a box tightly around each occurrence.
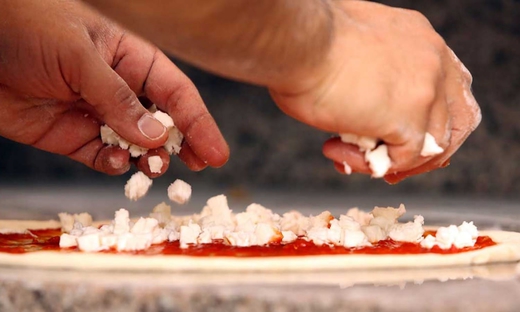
[1,221,520,272]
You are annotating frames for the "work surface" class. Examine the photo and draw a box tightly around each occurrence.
[1,186,520,312]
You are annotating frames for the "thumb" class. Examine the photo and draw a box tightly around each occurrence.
[75,48,167,149]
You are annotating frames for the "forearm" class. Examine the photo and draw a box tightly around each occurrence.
[83,0,335,89]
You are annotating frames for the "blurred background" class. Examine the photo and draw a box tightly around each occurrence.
[0,0,519,198]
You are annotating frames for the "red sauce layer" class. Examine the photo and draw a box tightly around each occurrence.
[0,228,496,257]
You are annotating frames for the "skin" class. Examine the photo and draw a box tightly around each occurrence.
[83,0,481,183]
[0,0,480,182]
[0,0,229,177]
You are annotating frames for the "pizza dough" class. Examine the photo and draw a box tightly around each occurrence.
[1,219,520,272]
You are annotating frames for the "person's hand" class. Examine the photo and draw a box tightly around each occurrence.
[0,0,229,177]
[269,1,480,183]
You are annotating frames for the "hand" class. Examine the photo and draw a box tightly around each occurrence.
[269,1,480,183]
[0,0,229,177]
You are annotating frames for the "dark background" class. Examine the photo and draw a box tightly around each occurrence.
[1,0,519,197]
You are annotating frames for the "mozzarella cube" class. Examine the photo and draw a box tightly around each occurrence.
[129,144,148,158]
[117,233,152,251]
[365,144,391,178]
[152,111,174,129]
[387,215,425,243]
[345,208,373,226]
[225,231,256,247]
[59,233,78,248]
[282,231,298,243]
[254,223,282,245]
[147,156,163,174]
[100,125,120,146]
[164,127,184,155]
[124,171,153,201]
[113,209,131,235]
[167,179,192,205]
[421,133,444,157]
[339,134,377,152]
[342,230,370,248]
[342,161,352,175]
[100,234,118,248]
[77,233,103,252]
[361,225,386,243]
[280,211,310,236]
[131,217,158,234]
[179,222,202,248]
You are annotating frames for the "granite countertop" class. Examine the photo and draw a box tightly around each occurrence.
[1,186,520,312]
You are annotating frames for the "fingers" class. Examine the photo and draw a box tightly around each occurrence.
[322,137,370,174]
[141,51,230,168]
[32,106,101,154]
[109,33,229,169]
[69,142,131,175]
[177,141,209,171]
[385,49,479,183]
[76,43,168,149]
[134,148,171,178]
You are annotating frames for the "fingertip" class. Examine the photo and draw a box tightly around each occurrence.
[178,142,208,171]
[137,113,168,143]
[136,148,171,178]
[206,144,230,168]
[322,138,370,172]
[95,146,131,176]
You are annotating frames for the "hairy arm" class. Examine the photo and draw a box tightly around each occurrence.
[83,0,335,90]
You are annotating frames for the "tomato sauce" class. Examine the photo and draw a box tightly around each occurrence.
[0,228,496,257]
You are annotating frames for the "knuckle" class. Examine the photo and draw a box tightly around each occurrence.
[113,82,138,109]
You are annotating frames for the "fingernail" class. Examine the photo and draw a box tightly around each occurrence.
[138,114,166,140]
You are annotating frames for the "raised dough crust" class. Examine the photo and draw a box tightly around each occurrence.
[1,221,520,272]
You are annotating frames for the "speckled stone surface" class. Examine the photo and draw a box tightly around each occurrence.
[2,266,520,312]
[0,0,519,197]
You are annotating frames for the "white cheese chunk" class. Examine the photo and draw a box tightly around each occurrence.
[225,231,256,247]
[179,221,202,248]
[167,179,192,204]
[100,234,118,248]
[147,156,163,173]
[339,134,377,151]
[342,161,352,175]
[100,125,120,146]
[281,231,298,243]
[338,132,443,178]
[117,233,152,251]
[58,212,93,233]
[129,145,148,158]
[346,208,373,226]
[164,127,184,155]
[199,195,234,229]
[421,133,444,157]
[420,222,479,250]
[280,211,311,236]
[254,223,282,245]
[365,145,391,178]
[131,217,159,235]
[342,229,371,248]
[152,111,174,129]
[59,233,78,248]
[387,215,425,243]
[113,208,131,235]
[124,171,153,201]
[77,231,104,252]
[361,225,386,243]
